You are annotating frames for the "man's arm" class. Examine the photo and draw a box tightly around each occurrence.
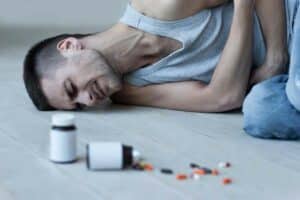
[112,0,254,112]
[188,0,288,85]
[250,0,288,85]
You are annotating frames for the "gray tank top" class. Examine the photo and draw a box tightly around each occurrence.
[120,3,266,86]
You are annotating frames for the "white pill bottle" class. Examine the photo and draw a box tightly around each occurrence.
[49,114,77,163]
[86,142,141,170]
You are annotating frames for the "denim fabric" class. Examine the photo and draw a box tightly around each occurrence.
[243,0,300,140]
[286,0,300,111]
[243,75,300,140]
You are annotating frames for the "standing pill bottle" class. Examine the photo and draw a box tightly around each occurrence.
[49,113,77,163]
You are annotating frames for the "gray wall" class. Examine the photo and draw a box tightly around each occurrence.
[1,0,127,27]
[0,0,128,52]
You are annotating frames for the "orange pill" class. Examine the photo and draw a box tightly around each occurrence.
[193,169,206,175]
[143,164,154,171]
[212,169,219,176]
[176,174,188,180]
[222,178,232,185]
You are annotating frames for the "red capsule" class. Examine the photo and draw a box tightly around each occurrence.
[222,178,232,185]
[176,174,188,180]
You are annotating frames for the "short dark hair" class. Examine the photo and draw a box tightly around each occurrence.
[23,33,89,111]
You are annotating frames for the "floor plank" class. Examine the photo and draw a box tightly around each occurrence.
[0,128,104,200]
[0,28,299,200]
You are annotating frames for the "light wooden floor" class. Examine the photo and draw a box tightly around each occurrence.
[1,26,300,200]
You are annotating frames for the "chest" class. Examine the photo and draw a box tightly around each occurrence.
[130,0,206,20]
[115,27,182,71]
[137,32,183,67]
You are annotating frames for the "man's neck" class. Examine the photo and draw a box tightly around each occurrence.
[80,23,166,75]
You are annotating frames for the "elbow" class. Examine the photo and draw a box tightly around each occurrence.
[204,85,245,112]
[216,92,244,112]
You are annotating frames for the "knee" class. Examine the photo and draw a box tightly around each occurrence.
[242,88,275,139]
[286,79,300,111]
[243,76,300,140]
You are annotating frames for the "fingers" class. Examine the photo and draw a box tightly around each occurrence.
[249,69,259,86]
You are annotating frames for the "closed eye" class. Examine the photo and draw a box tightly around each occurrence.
[64,79,78,100]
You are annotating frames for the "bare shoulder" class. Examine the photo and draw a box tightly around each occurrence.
[131,0,209,20]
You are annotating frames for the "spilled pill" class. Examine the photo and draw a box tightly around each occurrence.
[202,167,212,174]
[176,174,188,180]
[191,173,200,180]
[218,162,231,168]
[160,168,173,174]
[132,163,144,171]
[190,163,201,169]
[143,163,154,171]
[193,169,206,175]
[222,178,232,185]
[211,169,219,176]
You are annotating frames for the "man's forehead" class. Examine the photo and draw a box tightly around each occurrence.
[40,77,73,110]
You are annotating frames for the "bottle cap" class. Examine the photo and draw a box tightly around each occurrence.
[52,113,75,127]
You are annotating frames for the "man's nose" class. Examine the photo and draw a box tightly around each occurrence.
[75,90,97,107]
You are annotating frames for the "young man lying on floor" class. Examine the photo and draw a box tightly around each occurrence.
[23,0,300,139]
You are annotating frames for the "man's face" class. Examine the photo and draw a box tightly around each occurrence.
[41,38,122,110]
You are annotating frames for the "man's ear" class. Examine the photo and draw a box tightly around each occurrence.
[57,37,83,57]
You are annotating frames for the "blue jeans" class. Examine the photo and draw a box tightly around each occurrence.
[243,75,300,139]
[243,0,300,140]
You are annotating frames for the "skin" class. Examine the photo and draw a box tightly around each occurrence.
[113,0,254,112]
[41,49,122,110]
[41,0,287,111]
[250,0,288,85]
[41,25,180,109]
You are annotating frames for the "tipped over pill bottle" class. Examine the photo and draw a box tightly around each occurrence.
[86,142,141,170]
[49,113,77,163]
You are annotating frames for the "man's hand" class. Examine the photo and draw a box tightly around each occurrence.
[250,53,288,85]
[112,0,255,113]
[252,0,288,85]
